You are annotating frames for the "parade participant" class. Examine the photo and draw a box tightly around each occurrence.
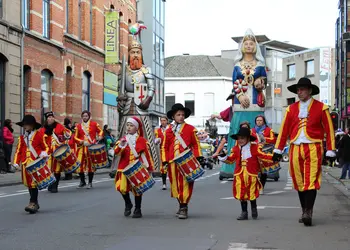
[162,103,203,219]
[12,115,49,214]
[117,24,160,171]
[273,77,336,226]
[114,116,153,218]
[74,110,103,189]
[41,112,72,193]
[218,127,274,220]
[223,29,267,178]
[63,117,74,180]
[251,115,277,194]
[154,116,170,190]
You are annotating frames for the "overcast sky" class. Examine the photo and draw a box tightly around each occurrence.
[165,0,339,57]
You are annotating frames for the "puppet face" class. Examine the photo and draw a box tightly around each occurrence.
[237,136,249,146]
[126,122,138,135]
[242,39,256,54]
[129,48,143,70]
[197,130,209,141]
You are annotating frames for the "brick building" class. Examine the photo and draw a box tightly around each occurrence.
[23,0,136,125]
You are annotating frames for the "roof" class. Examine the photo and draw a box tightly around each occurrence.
[165,55,234,78]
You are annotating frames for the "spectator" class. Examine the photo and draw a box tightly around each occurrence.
[2,119,15,173]
[338,127,350,179]
[0,121,7,174]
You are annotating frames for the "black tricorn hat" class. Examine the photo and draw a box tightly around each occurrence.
[230,127,256,142]
[16,115,41,129]
[166,103,191,120]
[287,77,319,96]
[44,111,54,119]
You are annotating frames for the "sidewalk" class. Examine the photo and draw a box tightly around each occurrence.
[322,165,350,199]
[0,168,112,187]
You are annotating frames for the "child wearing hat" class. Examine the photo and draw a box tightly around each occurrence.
[162,103,203,219]
[13,115,49,214]
[114,116,154,218]
[218,127,274,220]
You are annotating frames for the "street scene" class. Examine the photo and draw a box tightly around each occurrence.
[1,0,350,249]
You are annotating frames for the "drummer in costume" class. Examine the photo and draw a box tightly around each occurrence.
[12,115,49,214]
[218,127,274,220]
[74,110,103,189]
[162,103,203,219]
[154,116,170,190]
[41,112,72,193]
[272,77,336,226]
[114,116,154,218]
[251,115,277,194]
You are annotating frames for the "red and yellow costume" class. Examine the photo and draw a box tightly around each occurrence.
[154,125,170,174]
[222,143,274,200]
[114,136,154,195]
[275,98,335,191]
[162,123,202,204]
[40,124,72,174]
[251,126,276,145]
[74,120,103,173]
[13,130,49,188]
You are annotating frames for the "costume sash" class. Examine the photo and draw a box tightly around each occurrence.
[52,131,62,146]
[172,125,188,149]
[24,132,38,158]
[81,123,93,144]
[125,136,149,168]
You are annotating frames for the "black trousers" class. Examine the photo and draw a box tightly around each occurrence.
[28,188,38,203]
[3,143,13,169]
[260,173,267,188]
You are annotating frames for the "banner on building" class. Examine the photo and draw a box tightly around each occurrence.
[319,47,331,105]
[103,70,118,106]
[105,11,119,64]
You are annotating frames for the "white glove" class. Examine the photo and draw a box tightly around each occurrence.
[218,155,228,162]
[326,150,336,158]
[39,151,48,158]
[154,138,161,145]
[12,163,19,169]
[84,141,90,147]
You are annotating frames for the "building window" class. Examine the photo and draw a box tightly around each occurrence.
[204,93,214,115]
[155,0,160,21]
[82,71,91,111]
[43,0,50,38]
[184,93,195,116]
[287,64,296,80]
[160,80,164,108]
[287,97,295,106]
[160,0,165,26]
[41,70,52,122]
[66,67,72,112]
[165,94,175,113]
[160,38,164,66]
[23,65,31,114]
[22,0,30,29]
[78,0,82,39]
[305,60,314,76]
[0,0,3,19]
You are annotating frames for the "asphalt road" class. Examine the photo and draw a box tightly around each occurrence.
[0,163,349,250]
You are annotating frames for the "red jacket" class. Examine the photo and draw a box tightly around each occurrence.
[275,99,335,151]
[251,126,276,145]
[223,143,274,176]
[40,123,72,154]
[154,125,170,158]
[161,123,202,163]
[74,120,103,146]
[2,127,14,145]
[114,136,154,171]
[13,130,49,165]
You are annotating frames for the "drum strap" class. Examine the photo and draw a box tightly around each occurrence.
[81,124,93,143]
[173,130,188,149]
[125,136,149,168]
[52,132,62,146]
[24,132,38,159]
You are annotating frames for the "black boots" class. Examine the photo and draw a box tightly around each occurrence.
[48,173,61,193]
[298,191,305,223]
[122,193,143,218]
[237,200,258,220]
[178,203,188,219]
[25,188,39,214]
[87,172,94,189]
[237,201,248,220]
[298,190,317,226]
[77,173,86,188]
[161,173,167,190]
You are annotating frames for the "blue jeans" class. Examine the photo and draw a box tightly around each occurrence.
[340,162,350,179]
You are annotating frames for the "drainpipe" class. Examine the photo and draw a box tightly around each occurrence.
[20,3,25,134]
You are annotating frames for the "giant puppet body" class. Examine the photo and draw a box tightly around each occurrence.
[221,29,267,178]
[116,25,160,170]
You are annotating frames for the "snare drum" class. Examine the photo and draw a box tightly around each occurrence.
[123,160,155,195]
[88,144,109,169]
[52,144,80,174]
[260,144,281,174]
[173,149,205,182]
[26,158,56,190]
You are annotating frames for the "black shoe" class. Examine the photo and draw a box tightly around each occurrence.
[237,212,248,220]
[299,208,305,223]
[132,208,142,218]
[124,203,133,217]
[178,207,188,219]
[47,184,53,192]
[251,208,258,219]
[76,182,86,189]
[302,209,313,226]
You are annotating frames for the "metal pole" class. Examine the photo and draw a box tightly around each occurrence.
[20,2,25,134]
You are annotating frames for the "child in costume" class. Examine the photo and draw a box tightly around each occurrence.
[13,115,49,214]
[162,103,203,219]
[114,116,154,218]
[218,127,274,220]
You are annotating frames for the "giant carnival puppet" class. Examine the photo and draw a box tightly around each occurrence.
[116,23,160,169]
[222,29,267,178]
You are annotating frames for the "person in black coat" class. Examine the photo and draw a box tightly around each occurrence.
[338,128,350,179]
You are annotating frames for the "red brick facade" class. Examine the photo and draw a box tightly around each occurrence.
[24,0,136,125]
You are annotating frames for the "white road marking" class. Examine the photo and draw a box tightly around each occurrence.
[228,242,280,250]
[265,190,286,195]
[0,192,6,196]
[220,197,235,200]
[257,205,299,209]
[284,187,293,190]
[16,189,29,193]
[221,181,228,184]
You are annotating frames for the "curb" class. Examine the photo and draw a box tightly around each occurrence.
[0,169,112,188]
[322,169,350,200]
